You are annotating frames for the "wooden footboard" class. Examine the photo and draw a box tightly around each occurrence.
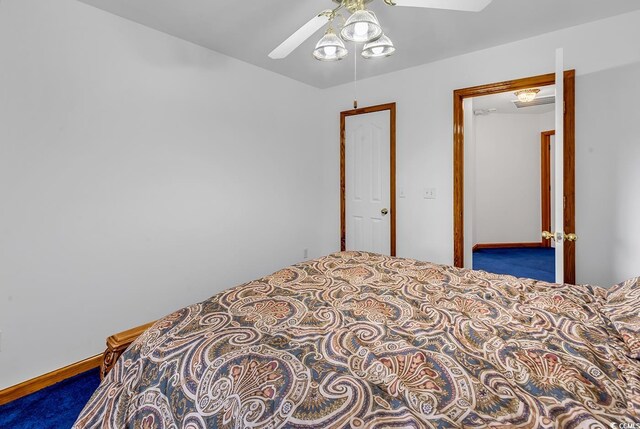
[100,321,156,379]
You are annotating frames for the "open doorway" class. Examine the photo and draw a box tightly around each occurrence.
[468,87,555,281]
[453,71,576,284]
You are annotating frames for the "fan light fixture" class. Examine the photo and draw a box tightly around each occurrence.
[313,28,348,61]
[515,89,541,103]
[315,6,391,62]
[362,34,395,58]
[268,0,494,62]
[340,9,382,43]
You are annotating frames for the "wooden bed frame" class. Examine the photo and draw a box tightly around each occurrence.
[100,321,155,379]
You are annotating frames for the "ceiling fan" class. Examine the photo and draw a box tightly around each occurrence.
[269,0,493,61]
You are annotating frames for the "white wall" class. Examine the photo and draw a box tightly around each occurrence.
[576,62,640,286]
[463,99,475,268]
[0,0,333,389]
[319,10,640,284]
[473,112,554,245]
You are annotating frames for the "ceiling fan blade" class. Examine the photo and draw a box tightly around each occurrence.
[390,0,492,12]
[268,11,330,59]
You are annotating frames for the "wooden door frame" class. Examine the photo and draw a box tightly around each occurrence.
[340,102,397,256]
[453,71,576,284]
[540,130,555,248]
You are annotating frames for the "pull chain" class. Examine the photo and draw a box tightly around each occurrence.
[353,42,358,109]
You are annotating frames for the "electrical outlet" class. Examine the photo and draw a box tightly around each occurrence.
[303,248,309,260]
[424,187,437,199]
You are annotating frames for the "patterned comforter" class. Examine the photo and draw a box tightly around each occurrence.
[75,252,640,428]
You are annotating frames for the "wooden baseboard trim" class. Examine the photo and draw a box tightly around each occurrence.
[0,354,102,406]
[473,242,545,251]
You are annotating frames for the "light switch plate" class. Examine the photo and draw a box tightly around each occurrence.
[424,187,437,199]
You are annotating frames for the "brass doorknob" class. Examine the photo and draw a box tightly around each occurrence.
[564,233,578,242]
[542,231,555,241]
[381,208,389,216]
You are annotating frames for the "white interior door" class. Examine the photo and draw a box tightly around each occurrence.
[345,110,391,255]
[554,48,565,283]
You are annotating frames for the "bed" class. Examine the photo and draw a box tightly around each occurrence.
[74,251,640,428]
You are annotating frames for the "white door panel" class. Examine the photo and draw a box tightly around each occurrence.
[345,111,391,255]
[554,48,564,283]
[550,134,556,248]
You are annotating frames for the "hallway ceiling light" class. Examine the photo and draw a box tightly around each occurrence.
[514,88,541,103]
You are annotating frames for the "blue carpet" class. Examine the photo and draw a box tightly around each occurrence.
[473,247,555,282]
[0,368,100,429]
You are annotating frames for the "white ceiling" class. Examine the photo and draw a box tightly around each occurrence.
[77,0,640,89]
[473,85,555,115]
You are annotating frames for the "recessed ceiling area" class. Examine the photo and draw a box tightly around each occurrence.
[77,0,640,88]
[473,85,555,115]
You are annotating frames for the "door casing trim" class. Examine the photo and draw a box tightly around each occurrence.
[340,102,397,256]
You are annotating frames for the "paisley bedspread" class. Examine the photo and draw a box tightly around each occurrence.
[74,252,640,428]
